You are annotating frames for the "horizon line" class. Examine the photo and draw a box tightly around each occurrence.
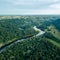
[0,14,60,16]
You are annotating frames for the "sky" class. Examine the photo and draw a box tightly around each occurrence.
[0,0,60,15]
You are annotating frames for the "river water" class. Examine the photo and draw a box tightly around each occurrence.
[0,26,45,53]
[33,26,45,36]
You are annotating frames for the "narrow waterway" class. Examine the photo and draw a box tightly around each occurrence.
[0,26,45,53]
[33,26,45,36]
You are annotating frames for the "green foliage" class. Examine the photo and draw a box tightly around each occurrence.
[0,36,60,60]
[0,18,38,47]
[0,15,60,60]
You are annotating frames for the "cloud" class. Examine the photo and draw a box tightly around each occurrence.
[53,0,59,2]
[23,9,60,14]
[38,0,58,2]
[1,9,60,15]
[7,0,60,5]
[49,3,60,9]
[0,0,60,14]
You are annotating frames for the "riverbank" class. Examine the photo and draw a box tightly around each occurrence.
[0,26,45,53]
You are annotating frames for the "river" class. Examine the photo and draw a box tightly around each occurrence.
[0,26,45,53]
[33,26,45,36]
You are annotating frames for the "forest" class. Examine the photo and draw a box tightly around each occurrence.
[0,15,60,60]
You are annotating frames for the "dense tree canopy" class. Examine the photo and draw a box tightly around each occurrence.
[0,15,60,60]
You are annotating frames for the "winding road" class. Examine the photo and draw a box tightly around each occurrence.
[0,26,45,53]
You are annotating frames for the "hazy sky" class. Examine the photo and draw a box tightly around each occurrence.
[0,0,60,15]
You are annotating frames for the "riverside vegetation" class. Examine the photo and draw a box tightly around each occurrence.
[0,15,60,60]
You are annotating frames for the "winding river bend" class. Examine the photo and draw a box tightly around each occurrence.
[33,26,45,37]
[0,26,45,53]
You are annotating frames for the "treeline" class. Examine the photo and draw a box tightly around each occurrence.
[0,36,60,60]
[0,18,38,46]
[52,19,60,31]
[0,16,60,47]
[44,32,60,43]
